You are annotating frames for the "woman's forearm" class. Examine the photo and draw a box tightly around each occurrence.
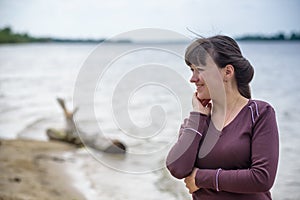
[166,112,208,179]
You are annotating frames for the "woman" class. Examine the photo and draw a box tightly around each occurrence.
[166,35,279,199]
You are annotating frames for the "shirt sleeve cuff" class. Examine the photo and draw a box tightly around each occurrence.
[185,112,208,134]
[195,169,221,191]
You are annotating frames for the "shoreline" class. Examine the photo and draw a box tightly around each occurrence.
[0,139,86,200]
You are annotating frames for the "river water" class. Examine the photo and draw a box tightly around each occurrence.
[0,41,299,200]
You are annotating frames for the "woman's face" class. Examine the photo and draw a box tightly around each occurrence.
[188,54,227,105]
[189,65,211,100]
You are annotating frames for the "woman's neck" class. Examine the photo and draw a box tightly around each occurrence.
[226,91,244,111]
[211,90,248,130]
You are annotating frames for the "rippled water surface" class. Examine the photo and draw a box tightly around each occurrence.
[0,41,299,199]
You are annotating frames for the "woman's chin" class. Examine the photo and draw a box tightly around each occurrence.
[196,92,208,100]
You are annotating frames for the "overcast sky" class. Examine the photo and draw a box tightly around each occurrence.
[0,0,299,40]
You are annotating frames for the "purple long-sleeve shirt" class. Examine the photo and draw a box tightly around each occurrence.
[166,100,279,200]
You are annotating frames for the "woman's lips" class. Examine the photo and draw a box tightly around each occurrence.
[196,84,205,90]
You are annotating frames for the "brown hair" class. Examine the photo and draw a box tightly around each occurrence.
[185,35,254,99]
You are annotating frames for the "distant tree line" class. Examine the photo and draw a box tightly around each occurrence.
[0,27,52,43]
[0,26,106,44]
[1,26,300,44]
[236,32,300,41]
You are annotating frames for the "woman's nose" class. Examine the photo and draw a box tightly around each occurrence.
[190,71,199,83]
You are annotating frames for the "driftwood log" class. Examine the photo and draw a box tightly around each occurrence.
[46,98,126,154]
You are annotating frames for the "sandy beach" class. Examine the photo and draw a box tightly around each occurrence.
[0,139,86,200]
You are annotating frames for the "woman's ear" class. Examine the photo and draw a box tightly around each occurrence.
[224,64,234,78]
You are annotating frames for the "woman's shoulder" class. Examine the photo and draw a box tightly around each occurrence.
[249,99,275,111]
[247,99,276,123]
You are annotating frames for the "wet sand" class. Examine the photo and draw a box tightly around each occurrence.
[0,139,86,200]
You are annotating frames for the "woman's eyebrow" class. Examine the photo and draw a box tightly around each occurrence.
[191,65,206,72]
[190,65,198,71]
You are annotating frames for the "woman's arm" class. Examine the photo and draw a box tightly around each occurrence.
[166,112,209,179]
[193,105,279,193]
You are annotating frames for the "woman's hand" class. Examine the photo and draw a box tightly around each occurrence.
[184,168,200,194]
[192,92,212,115]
